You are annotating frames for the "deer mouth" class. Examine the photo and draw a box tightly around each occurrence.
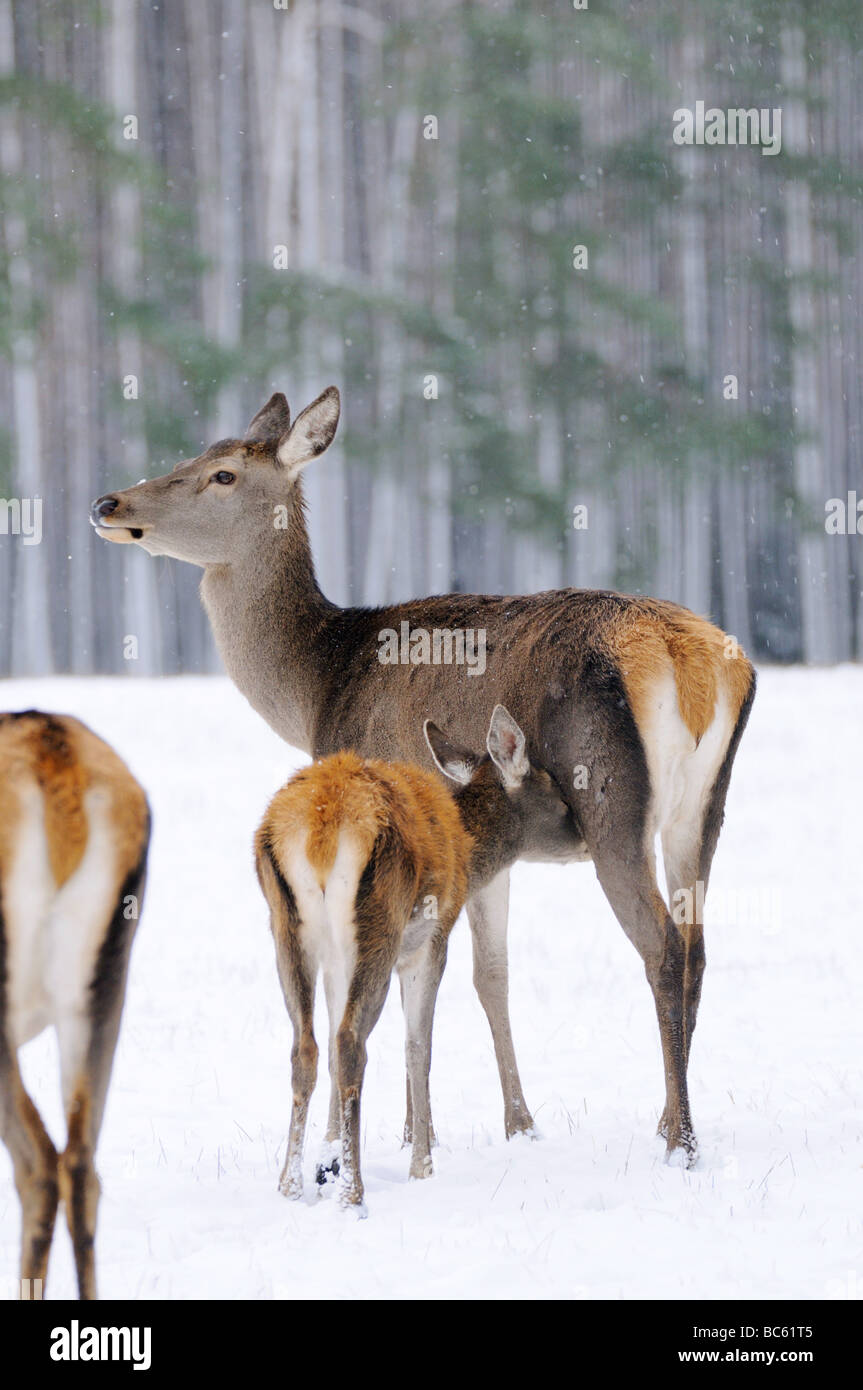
[91,516,150,544]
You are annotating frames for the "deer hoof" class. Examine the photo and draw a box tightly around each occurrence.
[337,1190,367,1219]
[506,1121,540,1142]
[505,1114,538,1141]
[409,1156,434,1181]
[664,1129,698,1168]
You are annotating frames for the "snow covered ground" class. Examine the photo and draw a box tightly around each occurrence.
[0,668,860,1301]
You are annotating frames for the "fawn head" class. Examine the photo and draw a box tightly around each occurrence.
[424,705,580,864]
[90,387,340,566]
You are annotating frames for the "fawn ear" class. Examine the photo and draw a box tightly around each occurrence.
[246,392,291,445]
[276,386,340,475]
[486,705,530,789]
[424,720,478,786]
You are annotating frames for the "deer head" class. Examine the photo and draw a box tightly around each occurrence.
[90,387,340,567]
[425,705,578,866]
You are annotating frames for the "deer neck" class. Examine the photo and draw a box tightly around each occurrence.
[199,484,334,752]
[456,785,521,894]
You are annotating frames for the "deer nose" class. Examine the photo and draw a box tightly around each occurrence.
[91,495,120,521]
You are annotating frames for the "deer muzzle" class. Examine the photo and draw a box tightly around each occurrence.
[89,494,150,544]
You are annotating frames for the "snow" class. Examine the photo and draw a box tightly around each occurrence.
[0,668,860,1301]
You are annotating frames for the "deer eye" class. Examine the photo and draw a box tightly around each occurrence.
[212,470,236,485]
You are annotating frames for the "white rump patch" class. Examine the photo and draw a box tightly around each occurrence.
[638,669,735,905]
[280,830,365,1029]
[4,785,120,1106]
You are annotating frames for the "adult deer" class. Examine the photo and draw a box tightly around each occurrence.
[255,705,581,1212]
[91,386,754,1163]
[0,711,150,1299]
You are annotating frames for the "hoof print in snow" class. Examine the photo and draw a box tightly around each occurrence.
[315,1157,340,1186]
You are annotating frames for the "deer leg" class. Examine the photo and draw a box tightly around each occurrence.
[466,870,534,1139]
[662,821,707,1078]
[316,968,345,1183]
[56,1084,100,1303]
[53,857,146,1301]
[0,1052,59,1300]
[399,963,437,1151]
[273,936,318,1200]
[336,965,392,1215]
[397,927,449,1180]
[655,933,704,1148]
[656,746,740,1137]
[592,848,695,1164]
[256,845,328,1193]
[400,966,414,1147]
[55,1028,120,1302]
[1,857,60,1297]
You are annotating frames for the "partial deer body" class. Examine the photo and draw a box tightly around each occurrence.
[254,707,580,1211]
[93,386,755,1162]
[0,711,149,1299]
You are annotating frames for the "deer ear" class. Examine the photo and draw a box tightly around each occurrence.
[486,705,530,789]
[276,386,340,474]
[246,392,291,445]
[424,720,478,786]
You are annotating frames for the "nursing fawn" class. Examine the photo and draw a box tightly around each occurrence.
[0,711,149,1299]
[254,705,581,1213]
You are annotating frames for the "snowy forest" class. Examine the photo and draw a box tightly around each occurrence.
[1,0,862,675]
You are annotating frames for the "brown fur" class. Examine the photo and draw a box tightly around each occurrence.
[57,1087,101,1300]
[0,710,150,1300]
[94,387,757,1157]
[254,711,579,1207]
[258,750,473,915]
[0,712,149,891]
[606,598,753,746]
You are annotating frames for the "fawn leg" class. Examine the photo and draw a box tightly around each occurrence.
[466,871,535,1138]
[274,939,318,1200]
[336,971,392,1214]
[0,1053,58,1300]
[317,968,345,1183]
[397,927,449,1180]
[256,843,320,1199]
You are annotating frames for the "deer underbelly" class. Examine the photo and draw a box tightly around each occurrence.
[520,841,592,865]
